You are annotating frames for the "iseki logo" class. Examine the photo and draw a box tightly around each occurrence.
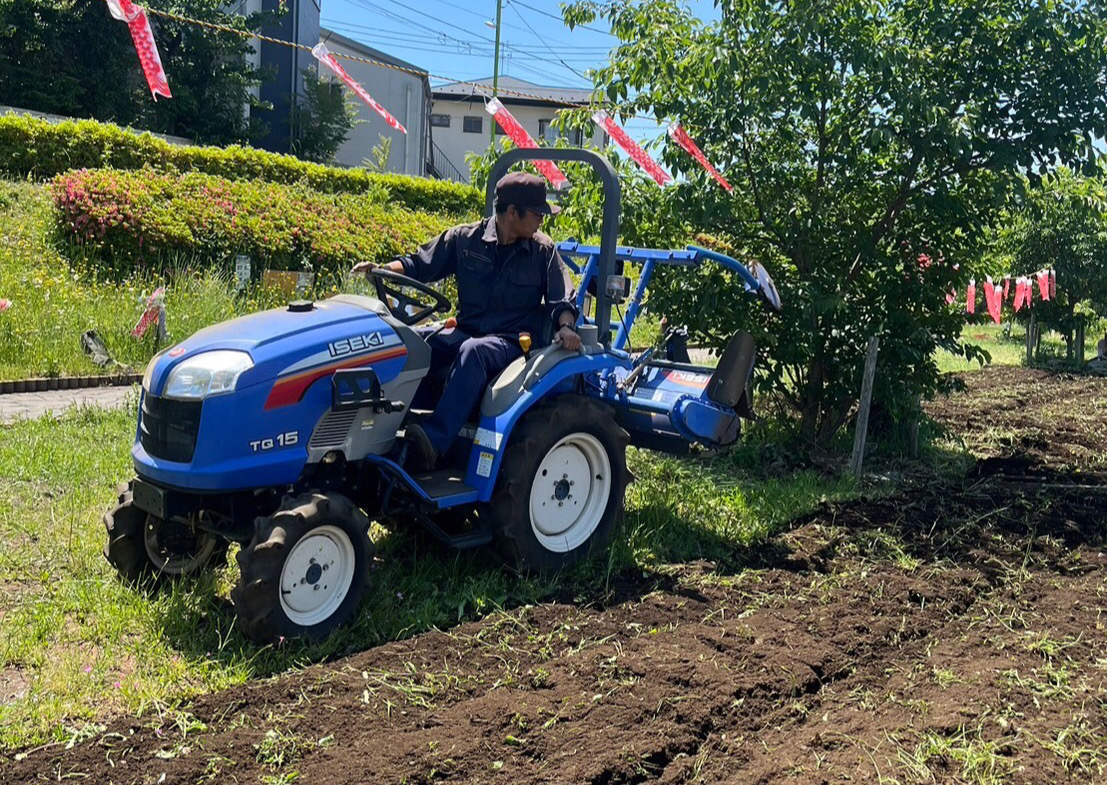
[329,332,384,358]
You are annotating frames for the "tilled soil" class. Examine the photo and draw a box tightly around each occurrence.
[4,365,1107,784]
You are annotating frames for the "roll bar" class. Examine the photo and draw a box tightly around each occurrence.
[485,149,621,346]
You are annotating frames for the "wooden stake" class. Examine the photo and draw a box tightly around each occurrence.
[1026,312,1036,365]
[850,336,880,479]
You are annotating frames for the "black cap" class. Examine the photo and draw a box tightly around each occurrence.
[495,172,561,215]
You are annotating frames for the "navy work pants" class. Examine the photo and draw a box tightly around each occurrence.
[412,329,522,456]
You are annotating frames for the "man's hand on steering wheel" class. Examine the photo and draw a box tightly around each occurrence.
[350,260,452,326]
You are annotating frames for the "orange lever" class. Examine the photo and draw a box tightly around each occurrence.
[519,332,532,353]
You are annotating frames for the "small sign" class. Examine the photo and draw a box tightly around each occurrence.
[234,255,251,291]
[296,271,314,296]
[263,270,314,297]
[476,451,494,478]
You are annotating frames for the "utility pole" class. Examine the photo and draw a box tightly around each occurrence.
[489,0,503,144]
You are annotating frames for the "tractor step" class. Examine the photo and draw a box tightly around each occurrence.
[409,468,479,504]
[418,513,494,549]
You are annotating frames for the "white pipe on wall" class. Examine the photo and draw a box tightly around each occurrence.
[403,84,411,174]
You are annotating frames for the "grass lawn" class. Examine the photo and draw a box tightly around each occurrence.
[0,404,857,752]
[935,321,1071,373]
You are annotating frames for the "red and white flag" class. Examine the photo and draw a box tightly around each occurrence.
[667,123,732,192]
[1036,270,1051,301]
[106,0,171,100]
[313,44,406,134]
[132,287,165,339]
[485,98,568,189]
[984,277,1003,324]
[593,110,670,187]
[965,280,976,314]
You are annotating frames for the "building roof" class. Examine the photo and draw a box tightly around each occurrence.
[318,28,429,77]
[432,76,593,107]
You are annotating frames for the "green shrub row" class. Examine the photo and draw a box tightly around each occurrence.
[2,114,482,215]
[52,168,458,278]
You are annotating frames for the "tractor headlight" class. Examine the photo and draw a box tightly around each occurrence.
[163,350,254,400]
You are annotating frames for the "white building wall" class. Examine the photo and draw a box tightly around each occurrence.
[429,100,604,183]
[242,0,263,118]
[322,37,427,176]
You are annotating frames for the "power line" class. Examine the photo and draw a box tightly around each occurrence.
[506,0,592,81]
[342,0,599,78]
[507,0,618,37]
[323,19,607,63]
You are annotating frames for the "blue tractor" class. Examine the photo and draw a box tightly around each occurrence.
[104,149,782,642]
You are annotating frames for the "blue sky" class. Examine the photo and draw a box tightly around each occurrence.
[319,0,721,145]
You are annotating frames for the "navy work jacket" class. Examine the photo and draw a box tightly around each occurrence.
[398,218,578,339]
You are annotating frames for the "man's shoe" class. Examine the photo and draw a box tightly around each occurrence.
[402,423,438,472]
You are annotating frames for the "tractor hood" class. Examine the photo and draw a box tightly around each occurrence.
[143,295,416,409]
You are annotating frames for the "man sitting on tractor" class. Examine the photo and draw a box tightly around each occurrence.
[352,172,582,471]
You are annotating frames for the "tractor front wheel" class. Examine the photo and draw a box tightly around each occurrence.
[103,483,226,583]
[231,492,374,643]
[490,396,630,572]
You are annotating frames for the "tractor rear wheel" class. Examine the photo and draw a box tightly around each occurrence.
[231,492,374,643]
[490,396,629,572]
[103,483,226,583]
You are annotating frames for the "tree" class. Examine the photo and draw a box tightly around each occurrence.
[1004,169,1107,358]
[290,67,358,164]
[565,0,1107,448]
[0,0,271,145]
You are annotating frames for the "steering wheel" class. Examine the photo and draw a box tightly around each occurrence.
[365,268,452,326]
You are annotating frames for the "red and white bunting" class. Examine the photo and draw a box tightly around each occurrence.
[984,277,1002,324]
[593,110,670,187]
[485,98,569,189]
[667,123,732,192]
[0,298,11,312]
[1013,278,1026,311]
[106,0,171,100]
[965,280,976,314]
[312,44,406,134]
[1036,270,1051,301]
[132,287,165,339]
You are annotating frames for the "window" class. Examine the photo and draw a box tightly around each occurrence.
[463,115,483,134]
[430,113,450,128]
[538,118,585,145]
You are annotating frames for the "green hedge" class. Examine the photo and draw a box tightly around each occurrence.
[52,168,458,278]
[2,114,482,215]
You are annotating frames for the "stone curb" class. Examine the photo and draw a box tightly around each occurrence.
[0,374,142,395]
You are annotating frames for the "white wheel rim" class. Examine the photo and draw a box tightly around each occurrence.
[144,518,219,575]
[279,525,357,627]
[528,432,612,553]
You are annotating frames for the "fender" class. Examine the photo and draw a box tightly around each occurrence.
[464,350,629,500]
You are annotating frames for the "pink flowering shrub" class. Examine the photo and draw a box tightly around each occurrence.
[2,115,482,215]
[52,168,460,278]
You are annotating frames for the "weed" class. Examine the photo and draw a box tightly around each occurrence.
[896,726,1014,785]
[254,728,306,770]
